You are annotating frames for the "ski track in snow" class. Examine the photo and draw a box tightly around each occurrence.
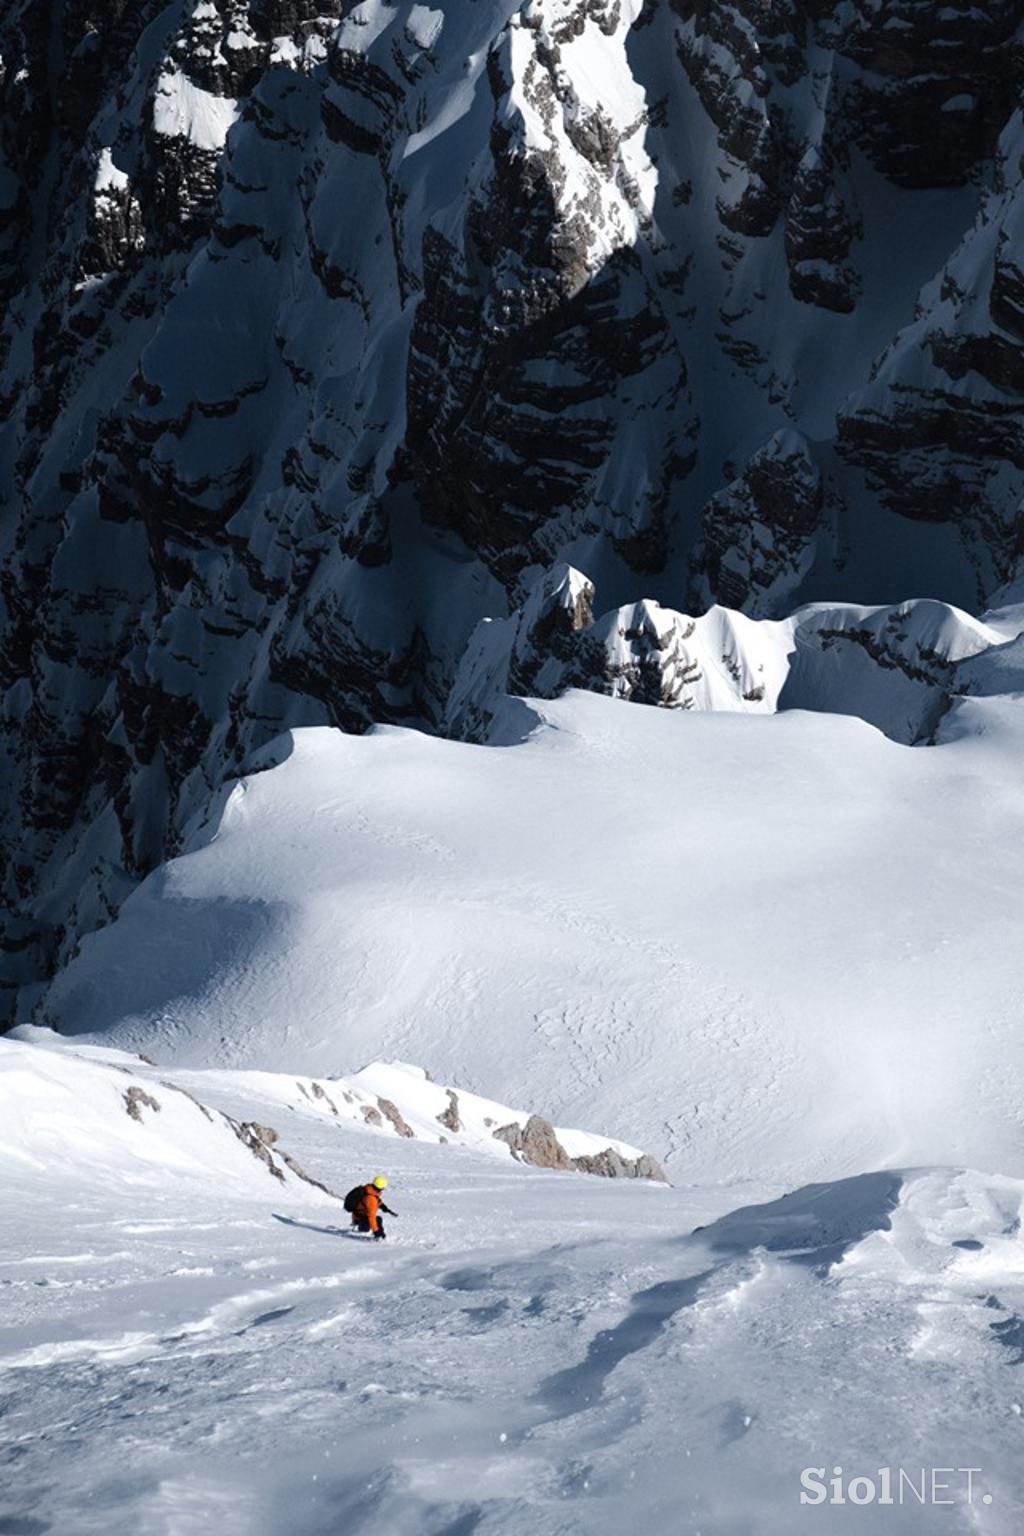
[3,1076,1024,1535]
[50,685,1024,1191]
[10,681,1024,1527]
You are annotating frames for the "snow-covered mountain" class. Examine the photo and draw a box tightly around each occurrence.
[8,8,1024,1527]
[3,0,1024,1019]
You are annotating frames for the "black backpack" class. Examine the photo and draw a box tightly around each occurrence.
[343,1184,367,1213]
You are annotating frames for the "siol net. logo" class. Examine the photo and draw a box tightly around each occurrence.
[800,1466,993,1508]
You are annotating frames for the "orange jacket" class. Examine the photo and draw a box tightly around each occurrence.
[353,1184,383,1233]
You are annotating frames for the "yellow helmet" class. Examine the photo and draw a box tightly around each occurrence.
[372,1175,388,1190]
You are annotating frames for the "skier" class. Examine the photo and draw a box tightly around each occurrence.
[343,1175,396,1239]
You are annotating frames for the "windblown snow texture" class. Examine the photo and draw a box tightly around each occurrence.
[3,1032,1024,1535]
[2,0,1024,1016]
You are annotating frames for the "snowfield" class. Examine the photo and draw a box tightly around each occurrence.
[43,648,1024,1187]
[3,1035,1024,1535]
[4,0,1024,1525]
[8,612,1024,1532]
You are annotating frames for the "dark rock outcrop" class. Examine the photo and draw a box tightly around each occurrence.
[693,431,826,615]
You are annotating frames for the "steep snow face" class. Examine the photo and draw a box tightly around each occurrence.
[2,0,1024,1018]
[3,1034,1024,1535]
[40,668,1024,1189]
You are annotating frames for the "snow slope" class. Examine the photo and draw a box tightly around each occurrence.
[2,1031,660,1181]
[3,1034,1023,1535]
[4,4,1024,1524]
[11,621,1024,1532]
[44,645,1024,1188]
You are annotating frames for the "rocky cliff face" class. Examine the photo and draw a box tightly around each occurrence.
[2,0,1023,1021]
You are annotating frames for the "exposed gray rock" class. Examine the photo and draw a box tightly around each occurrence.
[493,1115,573,1171]
[377,1097,415,1138]
[493,1112,665,1180]
[124,1085,161,1123]
[243,1121,278,1146]
[436,1090,462,1134]
[310,1081,339,1115]
[571,1148,667,1181]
